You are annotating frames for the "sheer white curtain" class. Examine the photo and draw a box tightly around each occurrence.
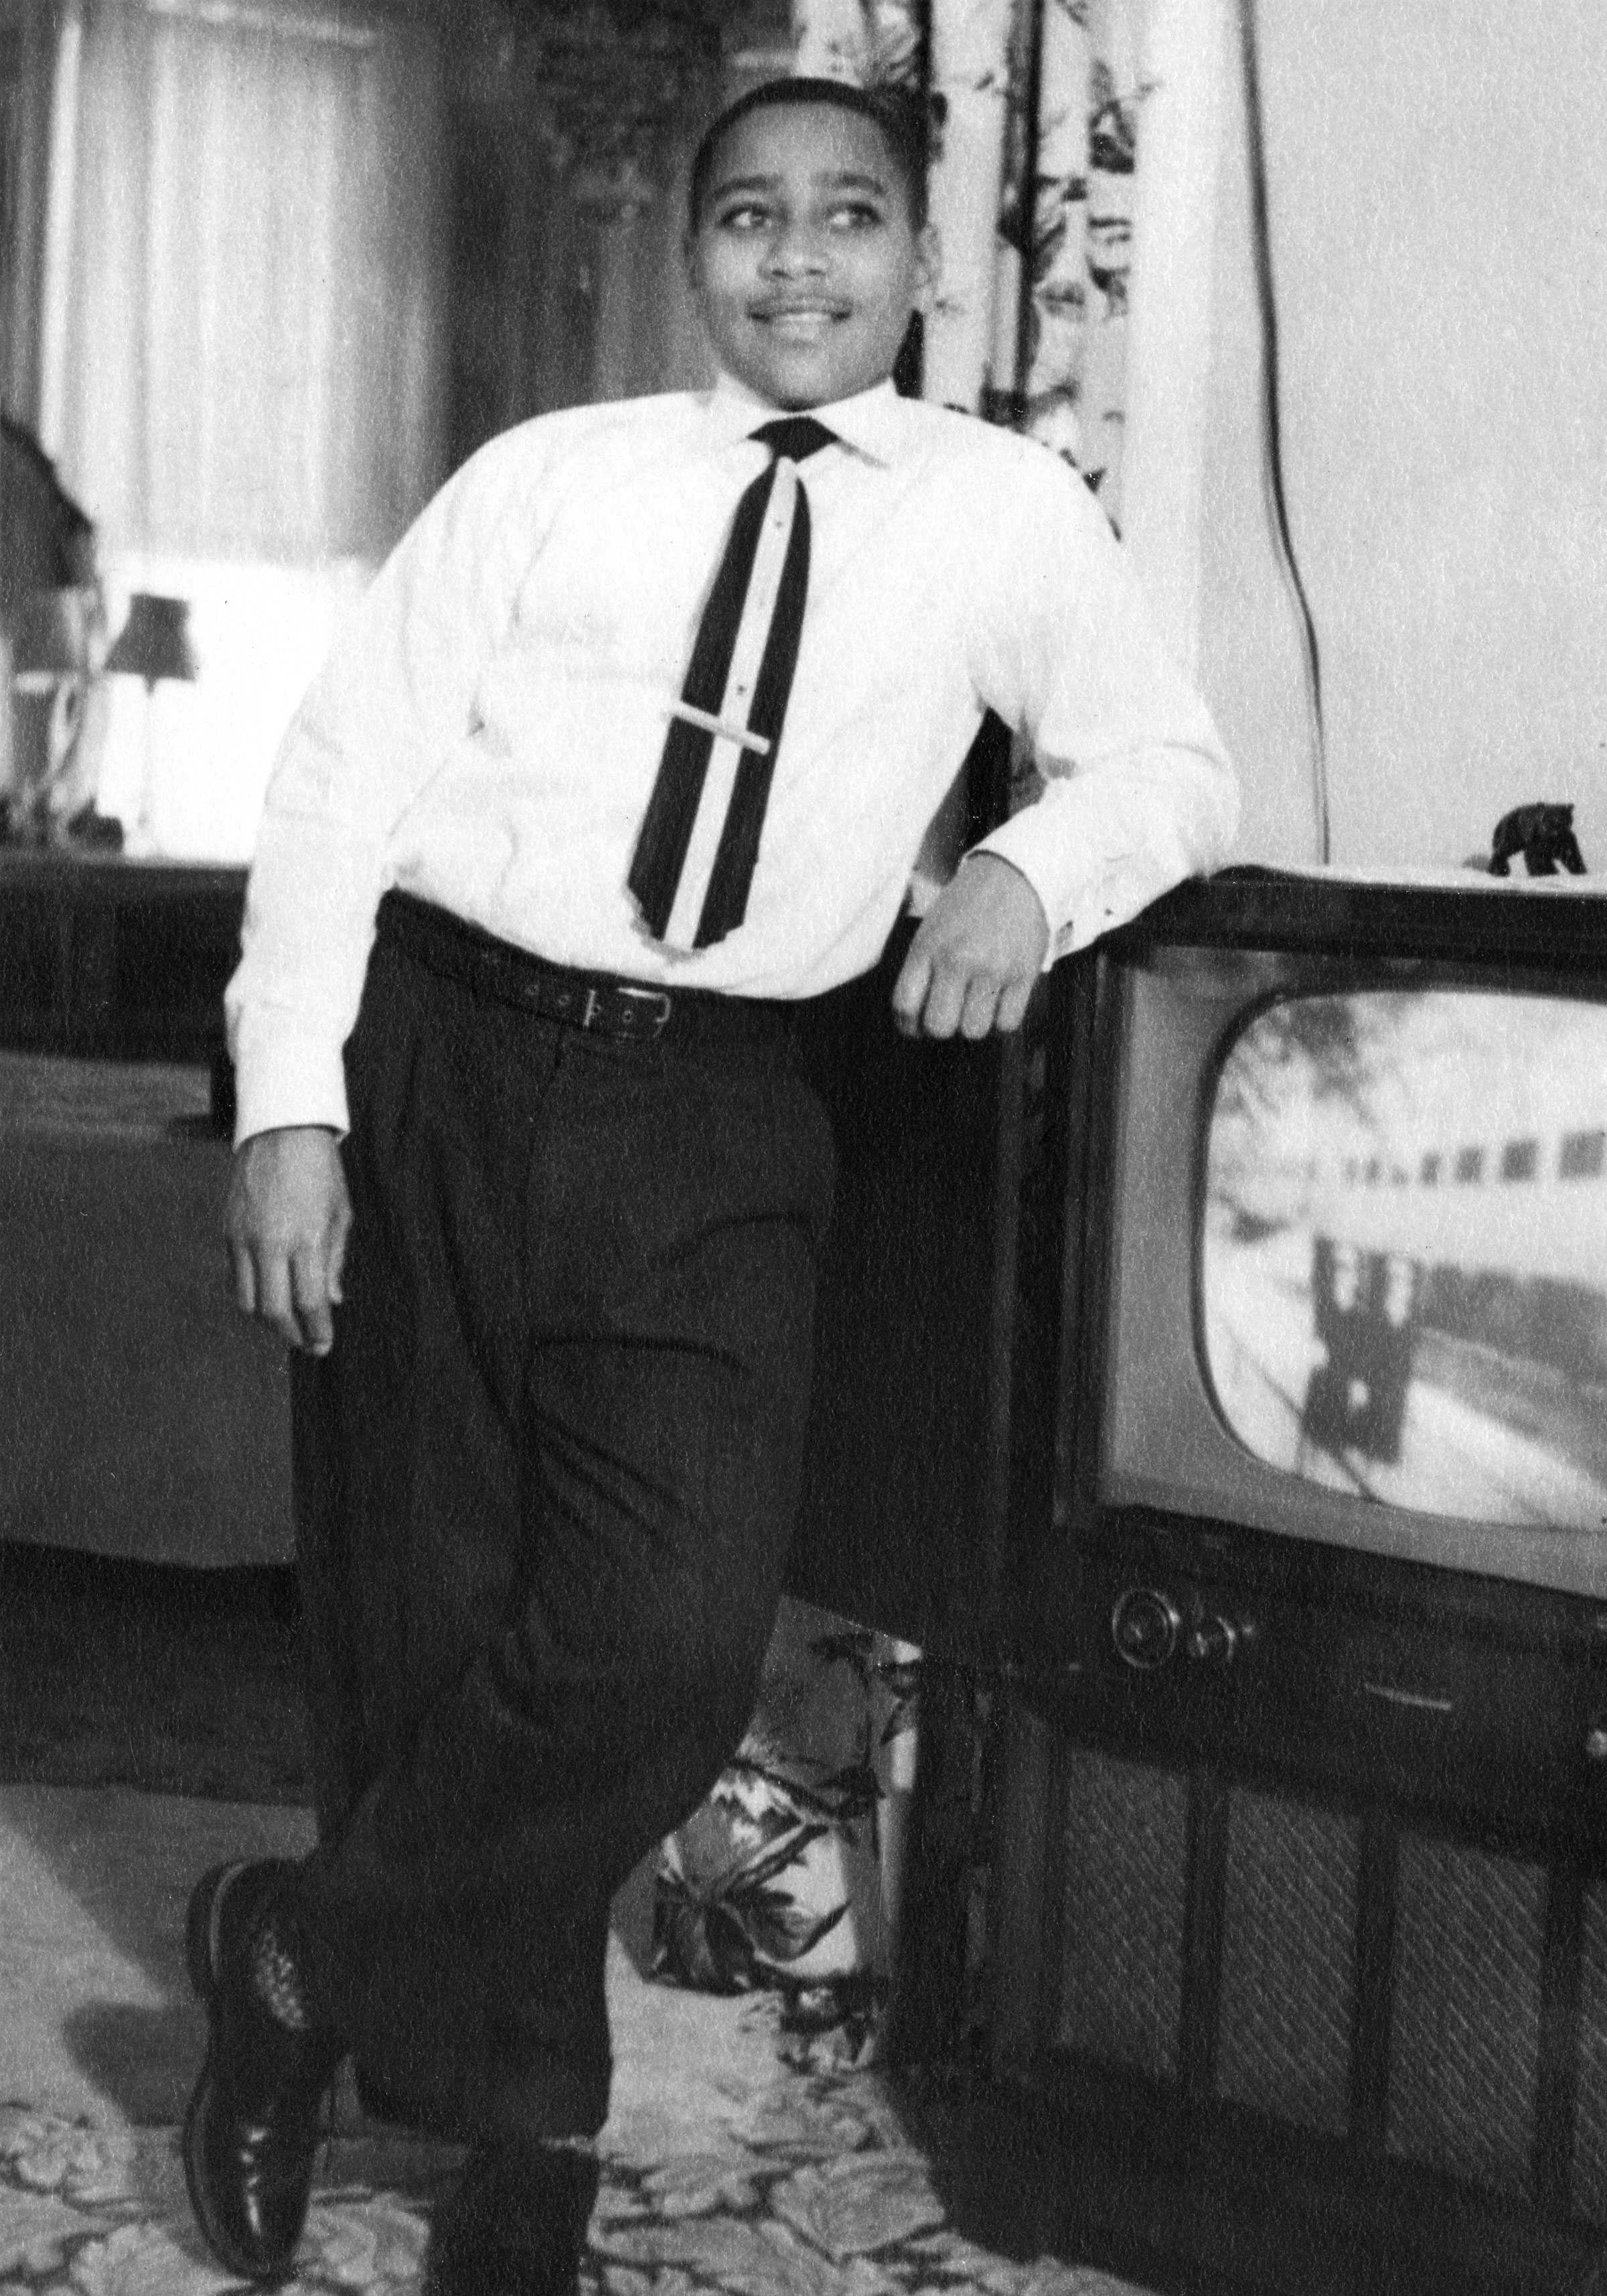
[39,0,449,855]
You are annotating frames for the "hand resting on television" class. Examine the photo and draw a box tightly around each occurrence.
[892,851,1051,1041]
[225,1125,351,1357]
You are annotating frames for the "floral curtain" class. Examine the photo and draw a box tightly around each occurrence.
[1006,0,1140,516]
[653,1603,920,2066]
[651,0,1146,2065]
[822,0,1142,512]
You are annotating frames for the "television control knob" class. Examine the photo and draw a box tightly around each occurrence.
[1112,1588,1182,1671]
[1186,1614,1241,1667]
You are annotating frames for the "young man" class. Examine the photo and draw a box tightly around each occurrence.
[187,76,1235,2296]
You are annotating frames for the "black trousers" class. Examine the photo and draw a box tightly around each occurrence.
[288,923,835,2154]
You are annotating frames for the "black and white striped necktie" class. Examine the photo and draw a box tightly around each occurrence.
[628,416,837,950]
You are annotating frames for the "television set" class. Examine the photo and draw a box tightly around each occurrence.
[988,868,1607,2291]
[1013,865,1607,1825]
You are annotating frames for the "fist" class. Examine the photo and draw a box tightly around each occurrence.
[891,853,1051,1040]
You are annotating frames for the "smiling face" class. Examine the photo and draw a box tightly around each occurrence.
[684,101,938,411]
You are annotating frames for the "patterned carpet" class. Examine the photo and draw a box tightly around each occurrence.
[0,1784,1160,2296]
[0,2072,1142,2296]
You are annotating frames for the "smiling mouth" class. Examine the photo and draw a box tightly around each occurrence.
[751,307,848,335]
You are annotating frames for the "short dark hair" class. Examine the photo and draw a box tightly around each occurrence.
[687,76,929,232]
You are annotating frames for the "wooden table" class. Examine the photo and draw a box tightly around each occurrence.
[0,848,245,1061]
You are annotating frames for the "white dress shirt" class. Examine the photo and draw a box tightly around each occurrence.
[227,372,1237,1140]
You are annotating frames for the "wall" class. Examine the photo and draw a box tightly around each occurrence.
[1199,1,1607,872]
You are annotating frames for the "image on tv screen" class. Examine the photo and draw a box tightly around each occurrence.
[1203,988,1607,1533]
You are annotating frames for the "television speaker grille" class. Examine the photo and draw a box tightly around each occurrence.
[1571,1877,1607,2222]
[1386,1831,1544,2200]
[1057,1749,1187,2083]
[1215,1786,1359,2136]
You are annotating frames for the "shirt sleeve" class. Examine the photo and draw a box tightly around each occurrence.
[224,431,540,1142]
[963,439,1238,964]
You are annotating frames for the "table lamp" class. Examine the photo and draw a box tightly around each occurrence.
[104,593,198,850]
[104,592,199,688]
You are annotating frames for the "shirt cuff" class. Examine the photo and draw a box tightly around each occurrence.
[972,747,1237,966]
[968,812,1077,966]
[228,1014,351,1147]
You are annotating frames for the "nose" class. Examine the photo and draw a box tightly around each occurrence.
[760,217,828,277]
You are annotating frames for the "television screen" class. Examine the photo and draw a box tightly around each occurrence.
[1091,885,1607,1600]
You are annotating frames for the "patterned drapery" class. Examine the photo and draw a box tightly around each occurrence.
[1007,0,1141,520]
[790,0,923,89]
[789,0,1142,509]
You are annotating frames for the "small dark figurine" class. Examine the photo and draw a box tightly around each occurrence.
[1486,801,1588,876]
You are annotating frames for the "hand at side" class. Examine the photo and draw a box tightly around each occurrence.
[224,1125,352,1356]
[891,852,1051,1039]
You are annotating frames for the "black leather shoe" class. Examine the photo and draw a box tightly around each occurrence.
[425,2142,600,2296]
[181,1858,342,2285]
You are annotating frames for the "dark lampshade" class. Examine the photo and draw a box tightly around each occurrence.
[104,593,198,686]
[7,588,92,684]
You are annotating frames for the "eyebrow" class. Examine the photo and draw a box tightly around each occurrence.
[707,169,892,202]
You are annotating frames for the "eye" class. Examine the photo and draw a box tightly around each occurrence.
[826,201,885,231]
[716,201,771,232]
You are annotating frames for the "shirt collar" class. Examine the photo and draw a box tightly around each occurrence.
[704,370,909,468]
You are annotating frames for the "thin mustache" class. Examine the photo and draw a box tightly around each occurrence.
[749,300,850,319]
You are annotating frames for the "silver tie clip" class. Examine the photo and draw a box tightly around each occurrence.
[666,700,771,755]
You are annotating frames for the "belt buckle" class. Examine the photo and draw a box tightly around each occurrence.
[614,985,674,1041]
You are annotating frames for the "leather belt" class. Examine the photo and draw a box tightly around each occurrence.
[376,891,797,1051]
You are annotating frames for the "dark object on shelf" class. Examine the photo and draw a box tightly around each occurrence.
[63,802,125,852]
[1486,799,1588,876]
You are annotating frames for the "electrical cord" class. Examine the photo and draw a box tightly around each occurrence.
[1237,0,1330,864]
